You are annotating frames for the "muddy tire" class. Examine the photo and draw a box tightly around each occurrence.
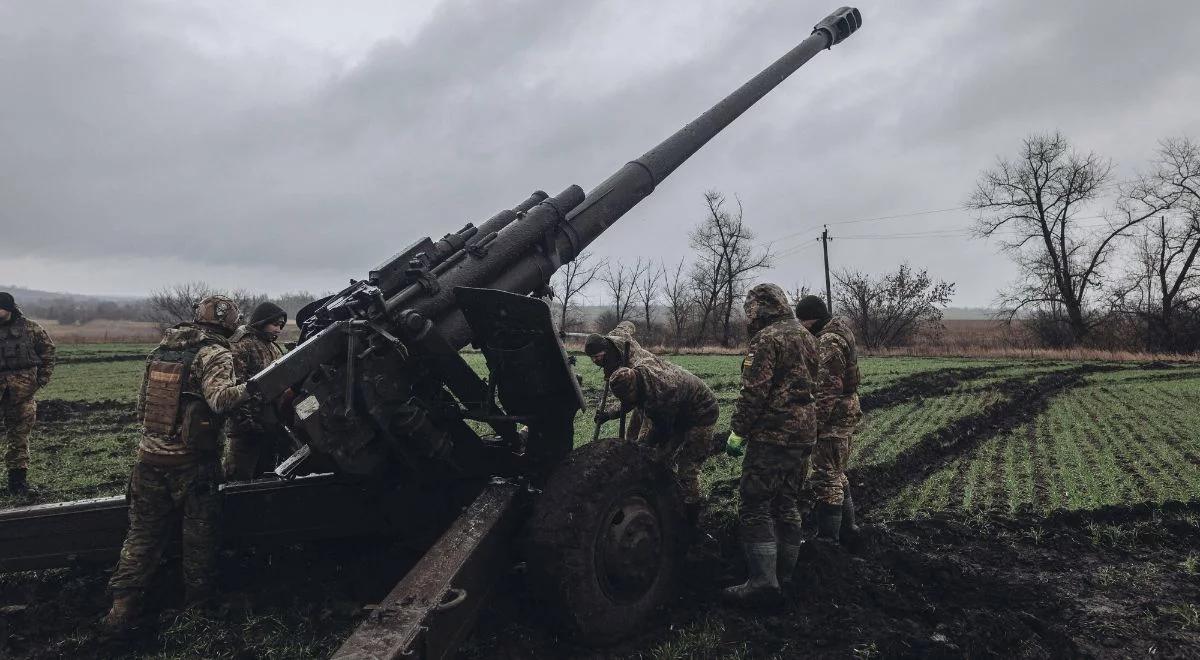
[523,439,685,645]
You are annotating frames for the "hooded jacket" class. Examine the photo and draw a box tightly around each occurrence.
[731,284,820,447]
[816,315,862,430]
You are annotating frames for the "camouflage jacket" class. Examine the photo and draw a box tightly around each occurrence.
[229,326,285,436]
[0,311,56,387]
[816,315,861,424]
[136,324,247,460]
[628,356,719,438]
[731,284,820,447]
[599,330,717,439]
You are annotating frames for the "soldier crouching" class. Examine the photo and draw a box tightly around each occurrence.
[224,301,288,481]
[103,295,249,632]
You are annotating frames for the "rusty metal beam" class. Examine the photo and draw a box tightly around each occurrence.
[332,481,522,660]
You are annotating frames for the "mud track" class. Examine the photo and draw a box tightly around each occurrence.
[466,501,1200,658]
[858,366,1001,412]
[35,399,134,423]
[851,365,1117,514]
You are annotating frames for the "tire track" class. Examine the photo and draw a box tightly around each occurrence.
[851,365,1115,514]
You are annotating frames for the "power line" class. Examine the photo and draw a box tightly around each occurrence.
[761,177,1146,245]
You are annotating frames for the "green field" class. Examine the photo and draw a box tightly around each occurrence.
[4,346,1200,659]
[11,345,1200,517]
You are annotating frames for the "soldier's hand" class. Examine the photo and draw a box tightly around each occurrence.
[593,407,617,424]
[725,432,746,457]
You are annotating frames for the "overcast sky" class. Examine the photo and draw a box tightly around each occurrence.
[3,0,1199,306]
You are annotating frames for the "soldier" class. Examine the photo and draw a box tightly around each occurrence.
[0,292,56,495]
[583,330,720,514]
[795,295,862,542]
[607,320,647,441]
[723,283,819,605]
[103,295,250,632]
[224,301,288,481]
[605,362,719,516]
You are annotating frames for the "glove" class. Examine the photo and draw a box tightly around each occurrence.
[725,432,745,457]
[593,407,618,424]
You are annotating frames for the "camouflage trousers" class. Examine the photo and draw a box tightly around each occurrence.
[109,459,221,596]
[0,370,39,471]
[223,432,281,481]
[651,423,717,505]
[812,395,862,506]
[738,441,811,544]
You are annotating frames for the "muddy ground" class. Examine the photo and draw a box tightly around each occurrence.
[3,364,1200,658]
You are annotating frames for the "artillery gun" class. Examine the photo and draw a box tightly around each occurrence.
[0,8,861,658]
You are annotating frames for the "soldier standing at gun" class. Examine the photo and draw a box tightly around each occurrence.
[224,301,288,480]
[795,295,862,542]
[0,292,56,496]
[104,295,249,632]
[723,284,819,606]
[583,330,720,517]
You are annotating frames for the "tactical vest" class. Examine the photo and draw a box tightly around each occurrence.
[141,341,221,454]
[825,324,860,395]
[0,321,41,372]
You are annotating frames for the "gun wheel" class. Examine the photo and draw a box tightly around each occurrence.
[524,439,685,645]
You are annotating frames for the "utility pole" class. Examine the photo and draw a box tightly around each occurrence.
[821,225,833,312]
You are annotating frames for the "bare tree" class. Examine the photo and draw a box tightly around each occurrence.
[551,251,605,332]
[688,190,772,345]
[662,258,694,349]
[600,260,646,323]
[635,259,665,343]
[834,264,955,349]
[969,132,1176,344]
[1110,137,1200,350]
[145,282,266,329]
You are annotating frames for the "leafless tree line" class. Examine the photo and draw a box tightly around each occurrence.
[552,190,774,348]
[970,133,1200,351]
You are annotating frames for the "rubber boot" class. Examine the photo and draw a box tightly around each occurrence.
[840,489,860,543]
[7,469,28,496]
[776,523,803,584]
[101,590,142,634]
[815,502,843,542]
[721,542,782,606]
[777,542,801,584]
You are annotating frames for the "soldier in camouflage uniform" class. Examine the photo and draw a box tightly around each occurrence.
[606,363,719,512]
[0,292,56,495]
[584,328,720,515]
[723,284,820,605]
[796,295,862,542]
[607,321,647,441]
[224,301,288,481]
[103,295,250,632]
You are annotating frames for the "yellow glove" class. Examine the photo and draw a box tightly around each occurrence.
[725,432,745,457]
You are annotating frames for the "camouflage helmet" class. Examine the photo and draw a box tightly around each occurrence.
[193,295,241,335]
[608,367,639,403]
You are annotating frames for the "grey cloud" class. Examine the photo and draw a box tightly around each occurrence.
[2,1,1199,305]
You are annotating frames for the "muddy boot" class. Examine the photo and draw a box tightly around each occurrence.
[815,502,843,543]
[101,590,142,634]
[776,523,803,584]
[840,490,859,544]
[7,469,28,496]
[777,542,801,584]
[721,543,782,607]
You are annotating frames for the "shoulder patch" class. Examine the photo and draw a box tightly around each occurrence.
[742,352,754,372]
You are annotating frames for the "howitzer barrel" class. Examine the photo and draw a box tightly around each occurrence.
[427,6,863,346]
